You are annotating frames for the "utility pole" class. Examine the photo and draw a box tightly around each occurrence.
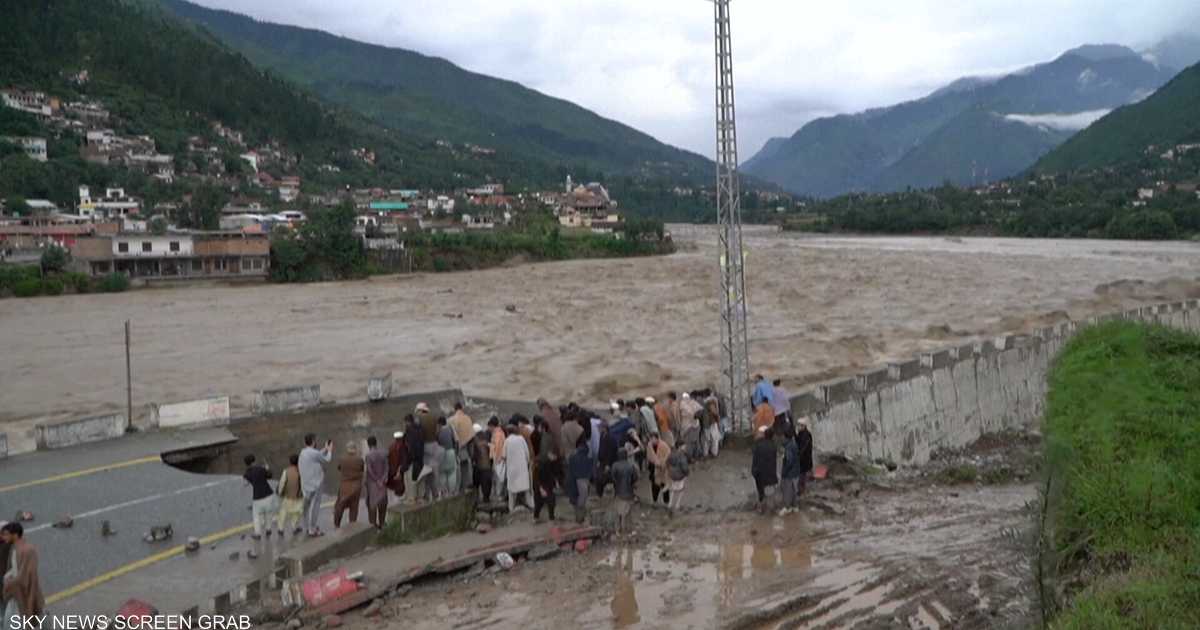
[713,0,752,432]
[125,320,132,426]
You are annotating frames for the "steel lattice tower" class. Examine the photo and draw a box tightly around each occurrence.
[713,0,751,432]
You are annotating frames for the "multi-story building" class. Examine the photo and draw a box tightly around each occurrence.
[77,186,140,220]
[0,89,54,117]
[70,231,270,280]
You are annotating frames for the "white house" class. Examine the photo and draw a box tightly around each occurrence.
[1,136,47,162]
[0,89,52,117]
[1138,188,1155,200]
[78,186,140,219]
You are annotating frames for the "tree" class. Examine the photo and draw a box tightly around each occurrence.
[300,202,365,279]
[5,195,29,216]
[148,216,168,235]
[40,244,70,274]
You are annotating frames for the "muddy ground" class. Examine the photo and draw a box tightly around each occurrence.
[3,230,1199,429]
[303,434,1042,630]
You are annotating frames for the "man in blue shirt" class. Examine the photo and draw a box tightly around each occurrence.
[752,374,774,409]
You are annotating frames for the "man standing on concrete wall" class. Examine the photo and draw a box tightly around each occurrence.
[364,435,390,530]
[299,433,332,537]
[448,402,475,492]
[416,403,440,502]
[752,374,775,409]
[770,379,792,432]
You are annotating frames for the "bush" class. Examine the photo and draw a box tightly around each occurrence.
[41,277,64,296]
[12,278,42,297]
[63,272,92,293]
[99,272,130,293]
[0,264,40,292]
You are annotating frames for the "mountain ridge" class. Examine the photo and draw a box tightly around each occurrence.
[744,36,1197,197]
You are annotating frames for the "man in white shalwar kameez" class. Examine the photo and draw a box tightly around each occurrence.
[503,429,534,512]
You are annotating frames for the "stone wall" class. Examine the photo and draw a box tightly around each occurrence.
[790,300,1200,466]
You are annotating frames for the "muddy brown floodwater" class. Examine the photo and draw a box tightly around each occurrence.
[3,229,1198,435]
[327,436,1039,630]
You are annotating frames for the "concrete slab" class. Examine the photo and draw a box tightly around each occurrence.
[153,397,231,429]
[253,385,321,415]
[286,521,601,617]
[0,432,7,459]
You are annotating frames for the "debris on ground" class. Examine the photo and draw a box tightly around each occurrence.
[52,516,73,528]
[495,552,515,570]
[527,544,560,562]
[101,520,116,537]
[14,511,34,522]
[143,524,173,542]
[185,537,200,552]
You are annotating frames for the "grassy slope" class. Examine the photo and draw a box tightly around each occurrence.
[1044,321,1200,628]
[1037,62,1200,172]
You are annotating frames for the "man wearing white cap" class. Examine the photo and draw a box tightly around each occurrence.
[387,430,408,501]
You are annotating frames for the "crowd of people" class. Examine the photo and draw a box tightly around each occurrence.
[238,375,815,539]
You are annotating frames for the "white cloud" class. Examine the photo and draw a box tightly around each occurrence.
[194,0,1200,159]
[1004,110,1113,131]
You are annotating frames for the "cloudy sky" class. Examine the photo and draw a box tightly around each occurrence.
[194,0,1199,160]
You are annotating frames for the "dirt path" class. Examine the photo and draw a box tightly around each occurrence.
[3,230,1198,425]
[315,435,1040,630]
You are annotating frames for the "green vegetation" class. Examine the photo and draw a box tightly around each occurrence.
[158,0,711,183]
[39,245,69,274]
[402,219,673,274]
[99,272,130,293]
[378,496,474,546]
[1042,322,1200,628]
[269,203,367,282]
[1037,61,1200,173]
[791,151,1200,239]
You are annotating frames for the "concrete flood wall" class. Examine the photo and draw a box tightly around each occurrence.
[35,413,127,450]
[152,396,232,429]
[0,432,7,459]
[793,300,1200,466]
[253,384,321,415]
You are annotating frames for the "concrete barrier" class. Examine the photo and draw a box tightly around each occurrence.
[278,492,475,578]
[792,300,1200,467]
[153,396,231,429]
[253,385,320,415]
[0,432,7,459]
[367,371,392,402]
[36,413,126,450]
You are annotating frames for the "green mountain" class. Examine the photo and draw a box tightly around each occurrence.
[1035,61,1200,172]
[745,45,1183,197]
[158,0,711,183]
[0,0,577,211]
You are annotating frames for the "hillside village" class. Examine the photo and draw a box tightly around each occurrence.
[0,84,640,283]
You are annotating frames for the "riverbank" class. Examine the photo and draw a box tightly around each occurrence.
[1041,321,1200,628]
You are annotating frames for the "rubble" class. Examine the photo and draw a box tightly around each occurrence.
[52,516,73,529]
[101,520,116,537]
[143,524,173,543]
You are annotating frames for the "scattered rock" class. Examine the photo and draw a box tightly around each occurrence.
[229,551,241,561]
[320,615,341,629]
[286,619,302,629]
[247,549,259,560]
[495,552,515,570]
[395,584,412,598]
[101,520,116,537]
[527,544,560,562]
[185,537,200,552]
[476,522,493,534]
[14,511,33,522]
[466,561,486,577]
[53,516,74,529]
[143,524,173,543]
[504,304,517,313]
[362,600,382,618]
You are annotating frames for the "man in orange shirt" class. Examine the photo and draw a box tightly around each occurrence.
[654,396,675,447]
[753,400,775,434]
